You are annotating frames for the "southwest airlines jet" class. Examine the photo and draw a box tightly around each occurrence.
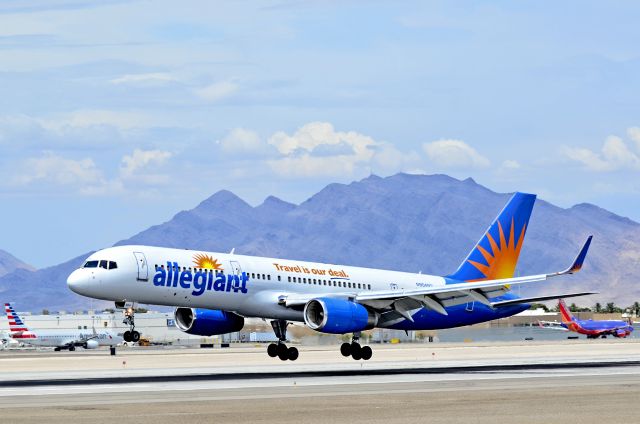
[4,303,123,351]
[558,299,634,339]
[68,193,593,361]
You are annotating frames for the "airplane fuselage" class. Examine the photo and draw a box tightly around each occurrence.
[68,245,528,331]
[10,329,121,348]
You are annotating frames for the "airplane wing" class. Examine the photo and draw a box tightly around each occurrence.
[283,236,592,319]
[491,291,597,308]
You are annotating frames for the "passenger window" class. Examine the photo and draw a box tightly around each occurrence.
[268,275,271,281]
[262,274,266,280]
[99,260,108,269]
[109,261,118,270]
[357,283,361,289]
[278,275,281,281]
[288,276,291,282]
[303,278,307,284]
[368,284,371,290]
[84,260,99,268]
[293,277,297,283]
[252,273,255,278]
[257,274,261,279]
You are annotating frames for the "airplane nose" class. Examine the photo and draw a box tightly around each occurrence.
[67,269,88,294]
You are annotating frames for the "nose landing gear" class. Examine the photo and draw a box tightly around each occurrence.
[119,304,140,343]
[340,332,372,361]
[267,319,298,361]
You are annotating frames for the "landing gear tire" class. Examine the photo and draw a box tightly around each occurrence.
[278,346,289,361]
[277,342,288,357]
[54,347,60,352]
[269,320,297,361]
[340,342,351,357]
[267,343,278,357]
[123,331,132,342]
[288,347,299,361]
[351,342,362,360]
[361,345,373,360]
[131,331,141,343]
[69,345,76,351]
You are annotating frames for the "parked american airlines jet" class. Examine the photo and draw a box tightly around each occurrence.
[68,193,593,361]
[4,303,123,351]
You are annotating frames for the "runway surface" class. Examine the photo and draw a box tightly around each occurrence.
[1,341,640,423]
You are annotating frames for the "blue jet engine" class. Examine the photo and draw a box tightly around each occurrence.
[174,307,244,336]
[303,298,378,334]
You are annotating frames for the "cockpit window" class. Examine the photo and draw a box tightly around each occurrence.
[84,260,99,268]
[108,261,118,270]
[99,260,108,269]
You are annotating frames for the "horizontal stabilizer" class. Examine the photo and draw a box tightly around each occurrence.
[491,291,597,308]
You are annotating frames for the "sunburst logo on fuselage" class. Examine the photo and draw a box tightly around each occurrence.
[467,218,525,281]
[193,253,223,271]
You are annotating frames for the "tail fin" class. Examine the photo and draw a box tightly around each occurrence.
[447,192,536,282]
[4,303,30,333]
[558,299,576,324]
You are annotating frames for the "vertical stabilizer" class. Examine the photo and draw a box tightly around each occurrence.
[447,192,536,282]
[558,299,576,324]
[4,303,33,337]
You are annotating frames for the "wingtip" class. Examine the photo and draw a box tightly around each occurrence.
[568,235,593,274]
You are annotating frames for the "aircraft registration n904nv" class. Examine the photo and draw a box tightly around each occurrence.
[68,192,594,361]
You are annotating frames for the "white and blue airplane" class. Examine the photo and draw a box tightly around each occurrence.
[4,303,123,351]
[67,192,593,361]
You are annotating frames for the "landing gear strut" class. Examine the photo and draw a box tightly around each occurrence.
[267,319,298,361]
[121,306,140,343]
[340,332,372,361]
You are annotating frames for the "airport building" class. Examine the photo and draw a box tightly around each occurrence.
[2,308,634,349]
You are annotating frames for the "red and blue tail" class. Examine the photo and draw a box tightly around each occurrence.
[558,299,576,324]
[447,192,536,282]
[4,303,33,337]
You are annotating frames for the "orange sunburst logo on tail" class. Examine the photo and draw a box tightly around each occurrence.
[193,253,224,271]
[467,218,526,281]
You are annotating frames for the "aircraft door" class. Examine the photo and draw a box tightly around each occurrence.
[229,260,242,276]
[133,252,149,281]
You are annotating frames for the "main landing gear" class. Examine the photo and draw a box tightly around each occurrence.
[267,319,298,361]
[122,307,140,343]
[340,332,372,361]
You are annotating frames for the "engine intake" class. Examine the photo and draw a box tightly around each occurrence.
[304,298,378,334]
[174,308,244,336]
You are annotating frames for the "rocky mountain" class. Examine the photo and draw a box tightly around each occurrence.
[0,250,35,277]
[1,173,639,311]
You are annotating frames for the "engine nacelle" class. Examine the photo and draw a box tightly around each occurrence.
[304,298,378,334]
[84,339,99,349]
[174,307,244,336]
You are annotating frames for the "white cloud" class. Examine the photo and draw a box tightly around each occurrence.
[266,122,379,177]
[263,122,429,178]
[628,127,640,151]
[563,135,640,172]
[110,73,176,86]
[423,139,490,169]
[15,152,104,186]
[120,149,173,181]
[43,109,151,131]
[268,122,376,159]
[501,159,521,169]
[194,80,238,102]
[218,128,265,154]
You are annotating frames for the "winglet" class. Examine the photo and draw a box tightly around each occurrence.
[552,235,592,276]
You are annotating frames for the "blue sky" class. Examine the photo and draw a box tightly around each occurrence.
[1,0,640,268]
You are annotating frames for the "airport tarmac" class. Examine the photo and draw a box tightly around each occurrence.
[1,340,640,423]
